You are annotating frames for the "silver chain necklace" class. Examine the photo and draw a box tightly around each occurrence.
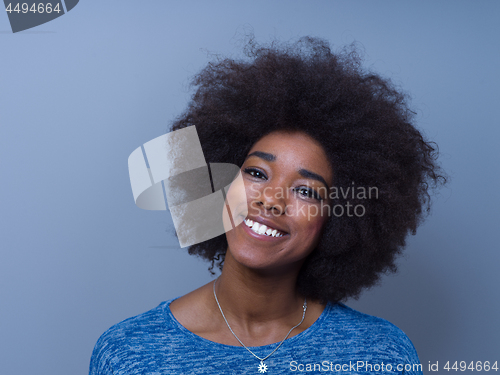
[213,279,307,374]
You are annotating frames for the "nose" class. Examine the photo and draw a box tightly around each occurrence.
[256,185,286,216]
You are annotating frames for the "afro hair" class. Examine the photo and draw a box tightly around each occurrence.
[170,37,446,303]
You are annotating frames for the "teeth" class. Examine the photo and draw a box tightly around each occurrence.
[244,219,285,238]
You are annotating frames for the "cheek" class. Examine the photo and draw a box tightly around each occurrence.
[298,218,328,256]
[289,202,329,240]
[304,217,326,239]
[222,171,249,230]
[287,200,324,221]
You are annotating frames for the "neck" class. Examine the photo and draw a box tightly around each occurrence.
[214,251,305,329]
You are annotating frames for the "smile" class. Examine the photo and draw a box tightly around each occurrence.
[244,218,286,237]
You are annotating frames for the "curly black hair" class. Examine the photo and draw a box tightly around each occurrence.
[170,37,446,303]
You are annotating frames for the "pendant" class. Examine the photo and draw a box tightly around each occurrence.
[258,361,268,373]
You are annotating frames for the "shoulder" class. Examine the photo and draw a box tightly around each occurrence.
[96,300,175,346]
[89,300,176,374]
[317,303,421,363]
[328,303,411,336]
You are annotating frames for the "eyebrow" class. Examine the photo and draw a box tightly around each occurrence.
[246,151,275,162]
[298,169,330,189]
[245,151,329,189]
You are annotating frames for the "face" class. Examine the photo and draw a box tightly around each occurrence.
[224,130,333,275]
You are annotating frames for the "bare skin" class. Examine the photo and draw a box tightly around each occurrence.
[170,131,333,347]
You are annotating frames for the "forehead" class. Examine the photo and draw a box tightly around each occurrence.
[247,131,333,182]
[249,130,328,158]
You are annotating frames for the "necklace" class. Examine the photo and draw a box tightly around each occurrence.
[213,279,307,373]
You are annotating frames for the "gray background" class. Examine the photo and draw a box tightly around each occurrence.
[1,1,499,374]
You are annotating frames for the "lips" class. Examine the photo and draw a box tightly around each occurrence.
[244,217,287,237]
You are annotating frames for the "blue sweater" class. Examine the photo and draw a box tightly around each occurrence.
[89,299,423,374]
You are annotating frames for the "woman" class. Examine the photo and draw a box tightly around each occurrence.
[90,37,445,374]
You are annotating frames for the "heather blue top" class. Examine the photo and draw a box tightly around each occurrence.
[89,298,423,374]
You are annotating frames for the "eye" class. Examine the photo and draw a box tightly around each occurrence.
[295,187,322,201]
[243,167,268,180]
